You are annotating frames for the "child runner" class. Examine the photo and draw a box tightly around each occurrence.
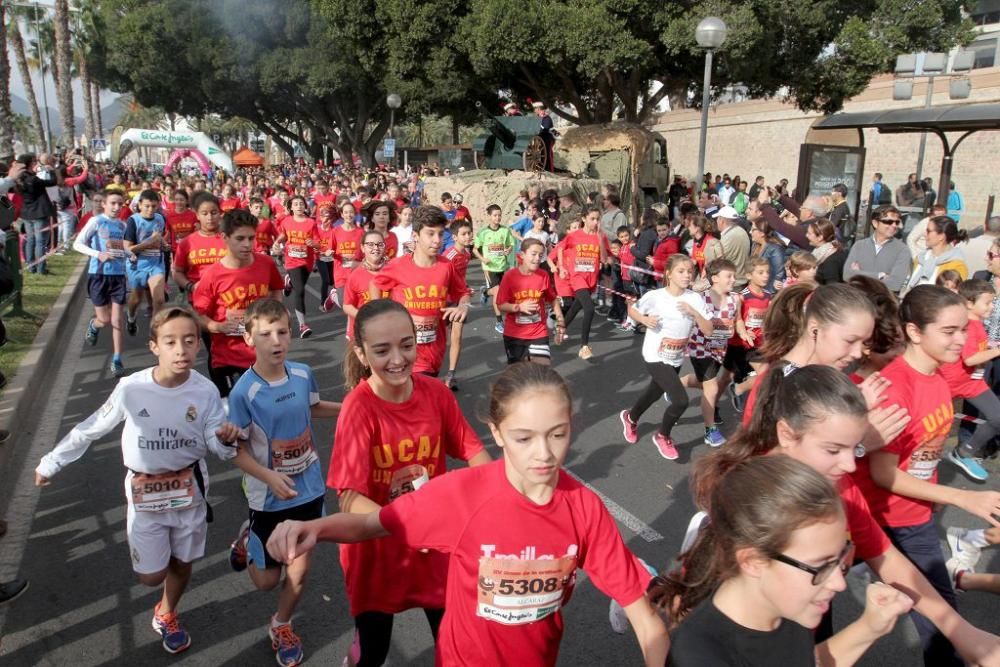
[165,189,197,273]
[74,189,129,376]
[370,206,470,378]
[496,238,566,366]
[35,307,240,654]
[364,200,400,261]
[681,363,1000,665]
[192,209,285,397]
[329,300,491,666]
[443,219,474,390]
[124,189,169,333]
[272,195,319,338]
[314,202,338,312]
[722,257,772,412]
[558,205,610,360]
[343,230,389,341]
[227,298,342,667]
[391,205,414,254]
[473,204,515,332]
[939,279,1000,481]
[659,455,912,666]
[329,201,364,311]
[249,197,278,255]
[784,250,818,287]
[851,285,1000,666]
[680,258,746,446]
[620,255,713,460]
[548,217,581,321]
[266,362,669,667]
[173,192,227,301]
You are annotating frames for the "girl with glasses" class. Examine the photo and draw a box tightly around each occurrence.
[342,231,388,341]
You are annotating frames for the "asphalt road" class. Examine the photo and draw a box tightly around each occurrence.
[0,267,997,666]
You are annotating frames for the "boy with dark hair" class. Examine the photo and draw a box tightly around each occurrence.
[192,209,284,397]
[443,219,474,389]
[473,204,515,325]
[125,189,169,333]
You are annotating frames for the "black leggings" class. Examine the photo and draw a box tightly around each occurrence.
[317,260,334,299]
[288,266,310,314]
[563,289,594,345]
[960,389,1000,458]
[354,608,444,667]
[628,361,689,437]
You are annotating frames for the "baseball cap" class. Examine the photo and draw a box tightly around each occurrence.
[718,205,739,219]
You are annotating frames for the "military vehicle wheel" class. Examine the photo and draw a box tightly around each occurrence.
[523,137,546,171]
[473,150,485,170]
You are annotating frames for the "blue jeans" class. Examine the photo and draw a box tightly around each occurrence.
[57,211,76,249]
[22,217,49,273]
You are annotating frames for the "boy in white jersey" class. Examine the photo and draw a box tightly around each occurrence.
[226,298,341,667]
[34,307,240,655]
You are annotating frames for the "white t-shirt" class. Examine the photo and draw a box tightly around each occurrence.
[523,229,555,260]
[391,225,414,253]
[634,288,711,366]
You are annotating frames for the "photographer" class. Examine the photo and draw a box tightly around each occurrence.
[17,152,63,275]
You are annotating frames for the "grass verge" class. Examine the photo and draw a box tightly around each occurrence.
[0,253,83,389]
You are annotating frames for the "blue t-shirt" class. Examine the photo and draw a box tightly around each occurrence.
[511,216,533,253]
[124,213,166,271]
[86,215,128,276]
[228,362,325,512]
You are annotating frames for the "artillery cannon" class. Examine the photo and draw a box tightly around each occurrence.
[472,102,548,171]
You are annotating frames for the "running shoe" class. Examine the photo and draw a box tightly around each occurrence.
[329,288,341,309]
[728,383,745,413]
[230,519,250,572]
[324,289,338,312]
[946,526,984,572]
[617,321,635,333]
[299,324,313,339]
[595,304,610,316]
[681,511,710,553]
[620,410,638,444]
[578,345,593,360]
[126,316,138,336]
[283,274,293,297]
[494,321,504,334]
[85,319,99,346]
[703,426,725,448]
[945,448,989,482]
[946,556,971,593]
[152,602,192,654]
[651,433,679,460]
[714,407,723,426]
[269,621,304,667]
[479,285,489,306]
[0,579,28,606]
[110,359,125,378]
[444,372,458,391]
[661,393,671,404]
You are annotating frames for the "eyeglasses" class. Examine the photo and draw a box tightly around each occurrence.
[879,218,902,226]
[773,540,854,585]
[363,242,386,249]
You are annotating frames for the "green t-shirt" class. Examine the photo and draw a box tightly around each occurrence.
[474,226,515,272]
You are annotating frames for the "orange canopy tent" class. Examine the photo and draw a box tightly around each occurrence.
[233,146,264,167]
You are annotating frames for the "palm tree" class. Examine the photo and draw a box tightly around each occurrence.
[54,0,74,146]
[11,113,33,149]
[6,7,45,150]
[0,3,14,157]
[91,81,102,137]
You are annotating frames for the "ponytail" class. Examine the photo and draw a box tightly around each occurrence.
[761,283,875,362]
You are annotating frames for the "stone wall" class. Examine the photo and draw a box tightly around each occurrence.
[650,68,1000,226]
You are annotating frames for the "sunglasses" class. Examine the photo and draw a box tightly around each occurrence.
[773,540,854,585]
[879,218,902,226]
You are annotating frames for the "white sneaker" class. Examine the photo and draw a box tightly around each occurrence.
[946,556,972,592]
[608,599,629,635]
[946,526,983,572]
[681,511,709,553]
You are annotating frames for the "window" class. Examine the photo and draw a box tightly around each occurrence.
[972,0,1000,25]
[970,38,998,69]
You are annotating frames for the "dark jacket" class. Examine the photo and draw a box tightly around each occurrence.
[870,181,892,206]
[816,248,848,285]
[829,201,854,240]
[19,170,58,220]
[757,242,786,292]
[631,226,659,285]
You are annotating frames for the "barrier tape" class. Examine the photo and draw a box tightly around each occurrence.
[955,412,987,426]
[596,284,638,303]
[19,219,76,273]
[617,262,663,278]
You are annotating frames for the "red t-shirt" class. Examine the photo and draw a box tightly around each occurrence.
[165,209,198,252]
[443,246,471,285]
[332,225,364,287]
[619,243,635,282]
[373,255,469,375]
[551,238,574,298]
[838,476,891,561]
[562,230,606,291]
[280,216,319,270]
[497,269,557,340]
[343,266,388,340]
[939,318,989,399]
[254,217,277,254]
[733,286,772,349]
[220,197,242,213]
[374,229,400,261]
[650,236,680,275]
[191,254,284,368]
[328,375,485,616]
[851,356,953,528]
[379,460,649,667]
[174,232,228,284]
[312,192,337,210]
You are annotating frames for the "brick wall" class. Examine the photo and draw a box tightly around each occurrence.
[651,68,1000,227]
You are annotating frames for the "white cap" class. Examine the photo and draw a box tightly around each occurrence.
[718,205,739,219]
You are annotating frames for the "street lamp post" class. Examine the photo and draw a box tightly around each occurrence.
[386,93,401,170]
[695,17,727,193]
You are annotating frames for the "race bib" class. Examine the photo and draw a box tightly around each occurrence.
[908,437,944,481]
[288,244,308,259]
[574,257,596,273]
[709,317,734,348]
[342,257,356,269]
[319,254,334,262]
[413,315,439,345]
[388,464,430,501]
[130,468,195,512]
[746,308,766,330]
[225,308,246,336]
[515,311,542,326]
[658,337,687,366]
[270,431,318,475]
[477,554,577,625]
[487,243,505,256]
[972,366,986,381]
[106,238,126,258]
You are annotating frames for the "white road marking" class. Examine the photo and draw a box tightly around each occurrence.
[564,469,664,542]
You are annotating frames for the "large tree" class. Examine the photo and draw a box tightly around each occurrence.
[53,0,74,145]
[0,3,13,157]
[7,7,46,150]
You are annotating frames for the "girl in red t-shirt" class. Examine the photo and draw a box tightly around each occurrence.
[496,238,565,366]
[364,200,399,261]
[342,230,388,340]
[267,361,669,667]
[328,300,491,666]
[314,203,338,312]
[557,205,608,360]
[272,196,319,338]
[331,205,365,311]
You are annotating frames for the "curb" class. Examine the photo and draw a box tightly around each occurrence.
[0,257,87,467]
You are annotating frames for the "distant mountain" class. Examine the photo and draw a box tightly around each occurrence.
[10,92,125,140]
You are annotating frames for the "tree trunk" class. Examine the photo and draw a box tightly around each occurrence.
[8,21,44,150]
[92,81,103,136]
[79,52,96,144]
[54,0,74,145]
[451,116,459,145]
[0,6,14,156]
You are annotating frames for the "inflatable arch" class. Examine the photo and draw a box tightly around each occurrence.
[115,128,234,173]
[164,149,212,176]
